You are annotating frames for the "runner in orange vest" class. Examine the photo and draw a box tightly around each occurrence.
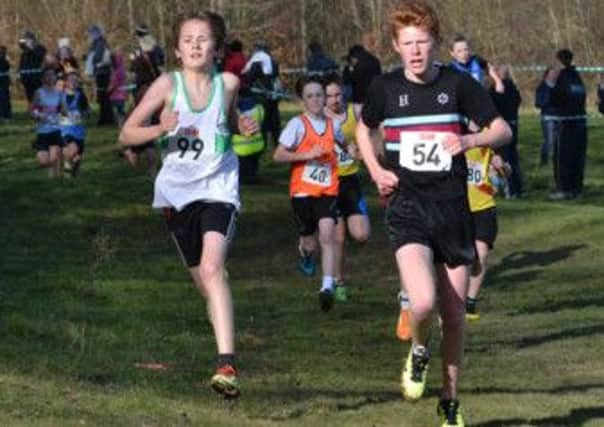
[273,75,342,312]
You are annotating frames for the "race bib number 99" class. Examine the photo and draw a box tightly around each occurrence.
[302,162,332,187]
[399,131,452,172]
[164,135,205,160]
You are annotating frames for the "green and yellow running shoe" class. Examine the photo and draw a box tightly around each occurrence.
[334,284,348,302]
[211,364,240,398]
[401,346,430,401]
[465,299,480,322]
[437,398,465,426]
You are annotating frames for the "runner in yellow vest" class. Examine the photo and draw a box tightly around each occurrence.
[323,75,370,301]
[233,92,265,184]
[465,146,509,320]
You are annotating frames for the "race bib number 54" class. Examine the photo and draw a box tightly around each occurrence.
[399,131,452,172]
[302,161,332,187]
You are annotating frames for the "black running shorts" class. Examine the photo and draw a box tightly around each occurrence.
[32,131,63,151]
[385,192,476,267]
[164,201,237,268]
[336,174,369,219]
[472,207,498,249]
[63,135,85,155]
[291,196,337,236]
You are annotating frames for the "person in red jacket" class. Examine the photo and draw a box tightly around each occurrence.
[224,39,246,81]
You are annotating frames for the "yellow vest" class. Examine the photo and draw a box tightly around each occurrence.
[466,147,496,212]
[337,104,361,176]
[233,104,265,156]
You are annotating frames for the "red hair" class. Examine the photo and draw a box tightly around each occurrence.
[389,0,441,43]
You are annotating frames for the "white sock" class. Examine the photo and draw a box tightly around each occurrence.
[412,343,429,357]
[398,291,410,309]
[321,276,334,292]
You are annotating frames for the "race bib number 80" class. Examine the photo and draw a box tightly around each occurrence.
[302,162,332,187]
[399,131,452,172]
[466,160,484,186]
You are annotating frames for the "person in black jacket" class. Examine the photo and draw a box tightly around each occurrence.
[0,46,11,120]
[549,49,587,200]
[18,31,46,104]
[343,45,381,117]
[489,64,523,198]
[306,41,338,75]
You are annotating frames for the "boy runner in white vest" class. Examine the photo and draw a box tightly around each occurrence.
[119,11,257,399]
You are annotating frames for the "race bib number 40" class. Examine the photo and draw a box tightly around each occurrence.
[399,131,452,172]
[302,162,332,187]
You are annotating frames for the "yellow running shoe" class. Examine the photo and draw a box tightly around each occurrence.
[437,398,465,426]
[211,364,240,398]
[465,299,480,322]
[401,346,430,401]
[465,312,481,322]
[396,308,411,341]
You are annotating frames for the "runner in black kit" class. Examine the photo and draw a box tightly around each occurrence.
[355,1,511,425]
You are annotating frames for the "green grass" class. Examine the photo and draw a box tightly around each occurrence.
[1,107,603,426]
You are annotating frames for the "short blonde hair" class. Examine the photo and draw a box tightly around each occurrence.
[389,0,442,43]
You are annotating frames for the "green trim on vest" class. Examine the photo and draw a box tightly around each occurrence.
[215,133,232,153]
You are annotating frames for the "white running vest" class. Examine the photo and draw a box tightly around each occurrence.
[152,71,240,211]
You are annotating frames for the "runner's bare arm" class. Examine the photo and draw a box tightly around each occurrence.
[356,119,398,196]
[119,74,174,146]
[444,117,511,156]
[273,144,324,163]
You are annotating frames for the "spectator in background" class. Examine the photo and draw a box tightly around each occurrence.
[86,25,114,125]
[306,40,338,75]
[598,73,604,115]
[124,31,162,177]
[0,46,12,121]
[18,30,47,103]
[108,48,128,128]
[134,24,165,72]
[56,38,79,78]
[549,48,587,200]
[224,39,246,80]
[232,88,265,184]
[243,39,281,147]
[449,34,485,83]
[342,44,381,117]
[535,67,560,167]
[489,64,523,198]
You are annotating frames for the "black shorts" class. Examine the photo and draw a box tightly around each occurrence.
[473,207,498,249]
[164,201,237,268]
[63,135,85,155]
[337,174,369,218]
[385,193,476,267]
[127,141,156,154]
[292,196,337,236]
[32,131,63,151]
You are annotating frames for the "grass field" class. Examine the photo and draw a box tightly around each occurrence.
[1,106,603,427]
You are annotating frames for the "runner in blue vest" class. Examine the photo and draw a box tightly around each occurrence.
[449,35,485,84]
